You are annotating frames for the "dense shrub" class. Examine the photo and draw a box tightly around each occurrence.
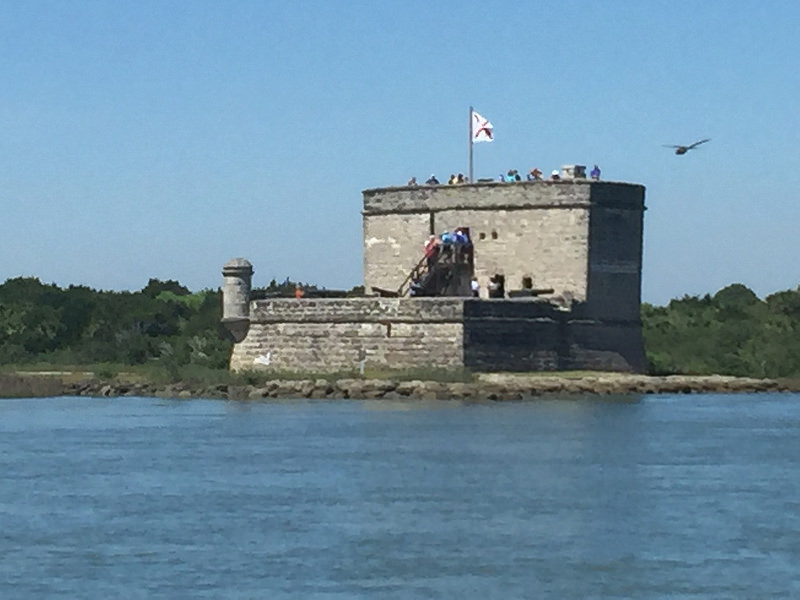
[643,283,800,377]
[0,277,231,369]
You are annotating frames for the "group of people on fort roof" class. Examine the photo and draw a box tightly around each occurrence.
[408,174,472,186]
[501,164,601,182]
[407,174,470,186]
[407,164,600,187]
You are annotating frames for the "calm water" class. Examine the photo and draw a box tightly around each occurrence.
[1,393,799,599]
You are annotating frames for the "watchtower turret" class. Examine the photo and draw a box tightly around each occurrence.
[221,257,253,342]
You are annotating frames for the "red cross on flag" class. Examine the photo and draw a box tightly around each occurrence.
[471,110,494,143]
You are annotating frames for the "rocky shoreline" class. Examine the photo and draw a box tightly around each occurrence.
[2,372,799,401]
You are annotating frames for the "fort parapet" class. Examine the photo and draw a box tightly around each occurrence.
[227,296,646,373]
[223,176,648,374]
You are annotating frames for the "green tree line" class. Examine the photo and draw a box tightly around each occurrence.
[643,283,800,378]
[0,277,231,369]
[0,276,357,371]
[1,277,799,378]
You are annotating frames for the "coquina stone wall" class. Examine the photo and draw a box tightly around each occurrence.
[229,298,466,373]
[461,299,646,372]
[228,297,646,374]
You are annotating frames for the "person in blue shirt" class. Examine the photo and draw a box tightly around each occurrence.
[590,165,601,180]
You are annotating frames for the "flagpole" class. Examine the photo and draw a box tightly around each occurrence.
[468,106,474,182]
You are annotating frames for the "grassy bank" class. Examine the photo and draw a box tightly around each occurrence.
[0,363,481,398]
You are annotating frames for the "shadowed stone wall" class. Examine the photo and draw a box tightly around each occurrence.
[586,183,645,321]
[461,299,646,373]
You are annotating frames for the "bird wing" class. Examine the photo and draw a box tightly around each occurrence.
[687,138,711,149]
[663,144,683,148]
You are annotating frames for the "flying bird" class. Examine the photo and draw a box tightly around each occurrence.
[664,138,711,155]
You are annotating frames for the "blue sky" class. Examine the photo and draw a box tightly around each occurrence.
[2,0,798,305]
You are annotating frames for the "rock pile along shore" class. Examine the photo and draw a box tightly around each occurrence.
[3,372,797,401]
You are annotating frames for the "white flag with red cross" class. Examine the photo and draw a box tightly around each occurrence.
[471,110,494,143]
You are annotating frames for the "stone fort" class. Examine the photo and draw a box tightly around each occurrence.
[222,166,647,374]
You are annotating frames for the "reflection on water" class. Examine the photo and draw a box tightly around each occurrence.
[1,393,799,599]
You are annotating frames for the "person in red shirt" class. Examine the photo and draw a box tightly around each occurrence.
[424,235,440,267]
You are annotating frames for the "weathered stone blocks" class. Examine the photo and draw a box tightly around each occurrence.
[229,297,646,374]
[362,180,645,324]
